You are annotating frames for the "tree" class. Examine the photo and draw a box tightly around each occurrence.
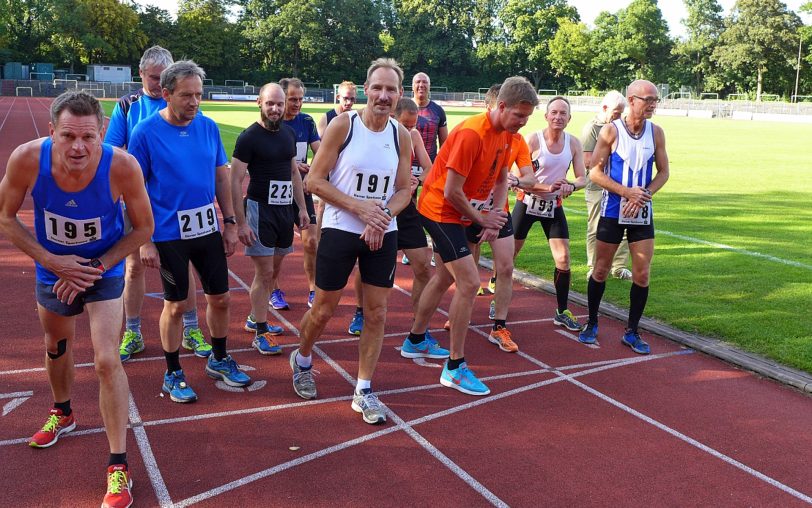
[0,0,55,62]
[137,5,176,49]
[713,0,803,100]
[614,0,673,82]
[548,18,594,90]
[175,0,243,81]
[672,0,725,93]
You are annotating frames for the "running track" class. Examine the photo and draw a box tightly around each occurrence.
[0,96,811,507]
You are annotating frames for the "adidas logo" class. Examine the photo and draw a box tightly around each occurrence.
[65,199,78,207]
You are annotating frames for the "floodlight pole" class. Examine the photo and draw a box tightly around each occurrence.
[794,34,802,103]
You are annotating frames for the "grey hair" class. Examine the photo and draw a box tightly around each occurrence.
[50,90,104,130]
[367,58,404,88]
[139,45,173,71]
[600,90,627,111]
[160,60,206,93]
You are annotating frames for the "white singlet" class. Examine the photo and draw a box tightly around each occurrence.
[526,130,572,206]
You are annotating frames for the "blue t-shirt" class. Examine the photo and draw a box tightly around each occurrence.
[283,113,320,163]
[32,139,125,284]
[104,90,166,148]
[128,112,228,242]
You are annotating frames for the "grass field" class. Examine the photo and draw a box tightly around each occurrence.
[100,100,812,374]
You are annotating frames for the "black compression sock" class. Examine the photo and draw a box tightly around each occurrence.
[554,268,571,312]
[211,337,227,360]
[628,283,649,332]
[164,349,181,373]
[108,453,128,467]
[587,276,606,324]
[54,400,71,417]
[447,357,465,370]
[407,332,426,345]
[255,321,269,334]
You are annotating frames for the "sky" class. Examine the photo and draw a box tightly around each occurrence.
[133,0,811,38]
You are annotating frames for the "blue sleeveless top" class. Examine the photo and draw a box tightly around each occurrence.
[32,139,125,284]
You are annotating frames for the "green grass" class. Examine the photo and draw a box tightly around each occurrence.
[101,99,812,373]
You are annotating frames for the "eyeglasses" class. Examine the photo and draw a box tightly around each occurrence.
[632,95,661,105]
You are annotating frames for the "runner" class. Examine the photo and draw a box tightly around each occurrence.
[512,96,587,333]
[404,76,538,396]
[271,78,321,311]
[0,90,153,507]
[289,58,412,425]
[105,45,208,362]
[582,91,631,281]
[231,83,309,354]
[317,80,356,137]
[411,72,448,160]
[579,80,670,354]
[128,60,251,401]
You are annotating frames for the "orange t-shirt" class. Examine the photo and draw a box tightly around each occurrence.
[418,112,512,224]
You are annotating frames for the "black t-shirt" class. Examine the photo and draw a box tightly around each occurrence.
[233,122,297,203]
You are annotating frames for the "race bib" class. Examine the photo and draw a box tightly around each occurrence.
[523,194,556,218]
[295,142,308,163]
[351,168,393,202]
[411,165,423,177]
[177,203,218,240]
[268,180,293,205]
[618,198,651,225]
[44,210,102,246]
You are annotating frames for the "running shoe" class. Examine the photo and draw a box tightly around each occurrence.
[351,388,386,424]
[488,326,518,353]
[440,362,490,396]
[269,289,290,310]
[487,276,497,294]
[476,287,485,296]
[253,332,282,355]
[307,290,315,308]
[401,254,410,265]
[162,370,197,403]
[102,464,133,508]
[578,322,598,345]
[206,355,252,387]
[289,349,317,399]
[348,309,364,336]
[119,330,145,362]
[400,336,450,359]
[244,314,283,335]
[29,408,76,448]
[182,328,212,358]
[613,268,633,281]
[425,330,438,345]
[488,300,496,320]
[553,309,581,331]
[621,329,651,355]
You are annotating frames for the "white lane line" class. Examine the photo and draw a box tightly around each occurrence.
[0,97,17,133]
[564,206,812,271]
[25,98,41,137]
[127,393,173,507]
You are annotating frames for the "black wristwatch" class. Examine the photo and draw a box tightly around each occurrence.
[89,257,106,273]
[223,216,237,225]
[383,207,392,217]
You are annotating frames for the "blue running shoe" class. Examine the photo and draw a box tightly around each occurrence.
[162,370,197,403]
[307,290,315,308]
[253,332,282,355]
[425,330,438,346]
[205,355,251,387]
[621,329,651,355]
[269,289,289,310]
[440,362,490,396]
[579,322,598,345]
[400,336,449,359]
[348,310,364,335]
[244,314,283,335]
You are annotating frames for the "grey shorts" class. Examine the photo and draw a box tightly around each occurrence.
[36,276,124,317]
[245,198,295,257]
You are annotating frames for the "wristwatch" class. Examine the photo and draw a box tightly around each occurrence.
[223,216,237,225]
[89,257,106,273]
[383,207,392,217]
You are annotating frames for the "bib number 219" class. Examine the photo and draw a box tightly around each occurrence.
[177,203,218,240]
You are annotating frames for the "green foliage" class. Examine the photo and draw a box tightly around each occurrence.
[548,19,593,89]
[138,5,176,49]
[672,0,725,93]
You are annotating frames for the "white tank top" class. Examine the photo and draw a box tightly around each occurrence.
[322,111,401,235]
[529,130,572,203]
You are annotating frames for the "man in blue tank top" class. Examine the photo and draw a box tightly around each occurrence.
[579,79,670,354]
[317,80,357,138]
[128,61,251,402]
[105,45,208,363]
[0,90,153,508]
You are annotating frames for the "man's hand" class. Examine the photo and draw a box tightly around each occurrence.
[410,175,420,194]
[222,225,238,257]
[477,227,499,244]
[52,277,85,305]
[298,210,311,230]
[46,254,101,289]
[478,209,508,230]
[357,200,391,233]
[558,179,575,199]
[507,173,519,189]
[624,186,652,207]
[238,223,256,247]
[360,225,385,251]
[140,242,160,268]
[297,162,311,175]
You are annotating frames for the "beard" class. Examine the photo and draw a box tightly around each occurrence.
[261,111,281,132]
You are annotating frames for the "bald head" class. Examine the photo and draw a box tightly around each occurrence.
[259,82,284,100]
[257,82,285,131]
[626,79,659,120]
[627,80,657,98]
[412,72,431,105]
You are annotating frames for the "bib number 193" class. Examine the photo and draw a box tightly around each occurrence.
[177,203,217,240]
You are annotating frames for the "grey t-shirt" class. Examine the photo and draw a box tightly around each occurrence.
[581,115,606,192]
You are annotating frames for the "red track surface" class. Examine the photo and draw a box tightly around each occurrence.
[1,96,811,507]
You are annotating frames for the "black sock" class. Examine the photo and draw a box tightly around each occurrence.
[108,452,127,467]
[407,332,425,345]
[493,320,506,330]
[628,283,649,332]
[587,276,606,325]
[164,349,181,373]
[54,400,71,416]
[255,321,269,334]
[212,336,227,360]
[447,357,465,370]
[355,307,363,314]
[554,268,571,313]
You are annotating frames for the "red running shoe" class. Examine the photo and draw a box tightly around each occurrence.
[102,464,133,508]
[29,408,76,448]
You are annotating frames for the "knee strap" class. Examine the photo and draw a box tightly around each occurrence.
[47,338,68,360]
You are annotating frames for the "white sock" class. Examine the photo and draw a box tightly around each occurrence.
[355,378,371,393]
[296,352,312,369]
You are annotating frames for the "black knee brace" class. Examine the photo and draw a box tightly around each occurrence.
[47,338,67,359]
